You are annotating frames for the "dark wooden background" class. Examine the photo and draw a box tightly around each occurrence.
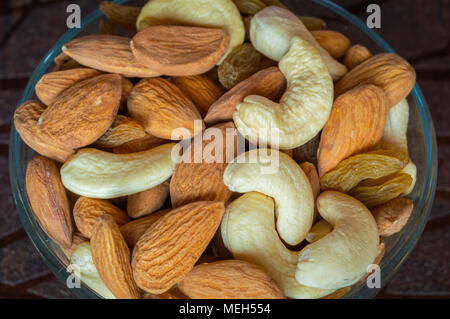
[0,0,448,298]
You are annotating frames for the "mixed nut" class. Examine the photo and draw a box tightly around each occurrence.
[14,0,417,299]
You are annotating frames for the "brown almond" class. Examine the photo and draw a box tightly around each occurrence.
[317,84,388,177]
[311,30,352,59]
[99,1,140,31]
[73,197,130,239]
[98,19,119,35]
[179,260,285,299]
[120,209,169,246]
[300,162,320,219]
[204,67,286,125]
[53,52,83,71]
[132,201,225,294]
[94,115,146,149]
[131,26,230,76]
[120,77,133,105]
[335,53,416,108]
[127,181,169,218]
[35,68,101,106]
[112,134,167,154]
[371,198,413,237]
[62,35,160,78]
[172,75,224,116]
[91,214,140,299]
[127,78,204,140]
[26,156,73,248]
[343,44,372,70]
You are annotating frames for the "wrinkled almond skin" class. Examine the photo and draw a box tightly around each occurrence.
[371,198,414,237]
[120,209,169,246]
[113,134,167,154]
[335,53,416,108]
[317,84,388,177]
[127,181,169,218]
[204,67,286,125]
[91,214,140,299]
[73,197,130,239]
[343,44,372,70]
[170,122,237,208]
[94,115,146,149]
[99,1,140,31]
[131,26,230,76]
[172,75,223,116]
[127,78,204,140]
[26,156,73,248]
[132,201,225,294]
[62,35,160,78]
[39,74,122,151]
[179,260,285,299]
[14,101,74,162]
[35,68,101,106]
[311,30,352,59]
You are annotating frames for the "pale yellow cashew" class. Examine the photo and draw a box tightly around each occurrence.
[221,192,335,299]
[305,219,333,243]
[223,149,314,246]
[233,36,333,149]
[250,6,347,80]
[61,143,178,199]
[296,191,379,290]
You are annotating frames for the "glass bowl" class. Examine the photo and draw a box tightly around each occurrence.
[9,0,437,299]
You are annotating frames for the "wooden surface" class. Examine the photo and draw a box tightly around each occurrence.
[0,0,448,299]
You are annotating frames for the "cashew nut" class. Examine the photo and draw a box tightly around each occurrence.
[221,192,335,298]
[249,6,347,80]
[305,219,332,243]
[61,143,178,199]
[223,149,314,246]
[295,191,379,289]
[233,36,333,149]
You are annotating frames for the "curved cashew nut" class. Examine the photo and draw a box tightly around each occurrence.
[295,191,379,289]
[305,219,332,243]
[61,143,178,199]
[221,192,335,299]
[233,36,333,149]
[250,6,347,80]
[223,149,314,246]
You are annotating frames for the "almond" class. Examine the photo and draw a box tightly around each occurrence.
[94,115,146,149]
[91,214,140,299]
[371,198,413,237]
[120,77,133,105]
[300,162,320,218]
[120,209,169,246]
[98,19,119,35]
[99,1,140,31]
[335,53,416,108]
[14,101,74,162]
[204,67,286,125]
[113,134,167,154]
[53,52,83,71]
[26,155,73,248]
[38,74,121,151]
[132,201,225,294]
[311,30,352,59]
[35,68,101,106]
[62,35,160,78]
[127,181,169,218]
[317,84,388,177]
[131,25,230,76]
[170,122,237,208]
[127,78,204,140]
[343,44,372,70]
[73,197,130,239]
[172,75,224,116]
[178,260,285,299]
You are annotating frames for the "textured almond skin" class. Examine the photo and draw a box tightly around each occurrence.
[343,44,372,70]
[100,1,140,31]
[35,68,101,106]
[317,85,388,177]
[14,101,74,162]
[170,122,237,208]
[127,181,169,218]
[172,75,223,116]
[131,25,230,76]
[371,198,413,237]
[132,201,225,294]
[179,260,285,299]
[335,53,416,108]
[113,134,167,154]
[91,214,140,299]
[128,78,204,140]
[204,67,286,125]
[62,35,160,78]
[26,156,73,248]
[120,209,169,246]
[74,197,130,239]
[94,115,146,148]
[311,30,351,59]
[39,74,122,151]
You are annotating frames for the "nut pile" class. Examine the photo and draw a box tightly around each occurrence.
[14,0,417,299]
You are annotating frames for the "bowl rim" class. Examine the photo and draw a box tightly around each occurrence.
[8,0,438,299]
